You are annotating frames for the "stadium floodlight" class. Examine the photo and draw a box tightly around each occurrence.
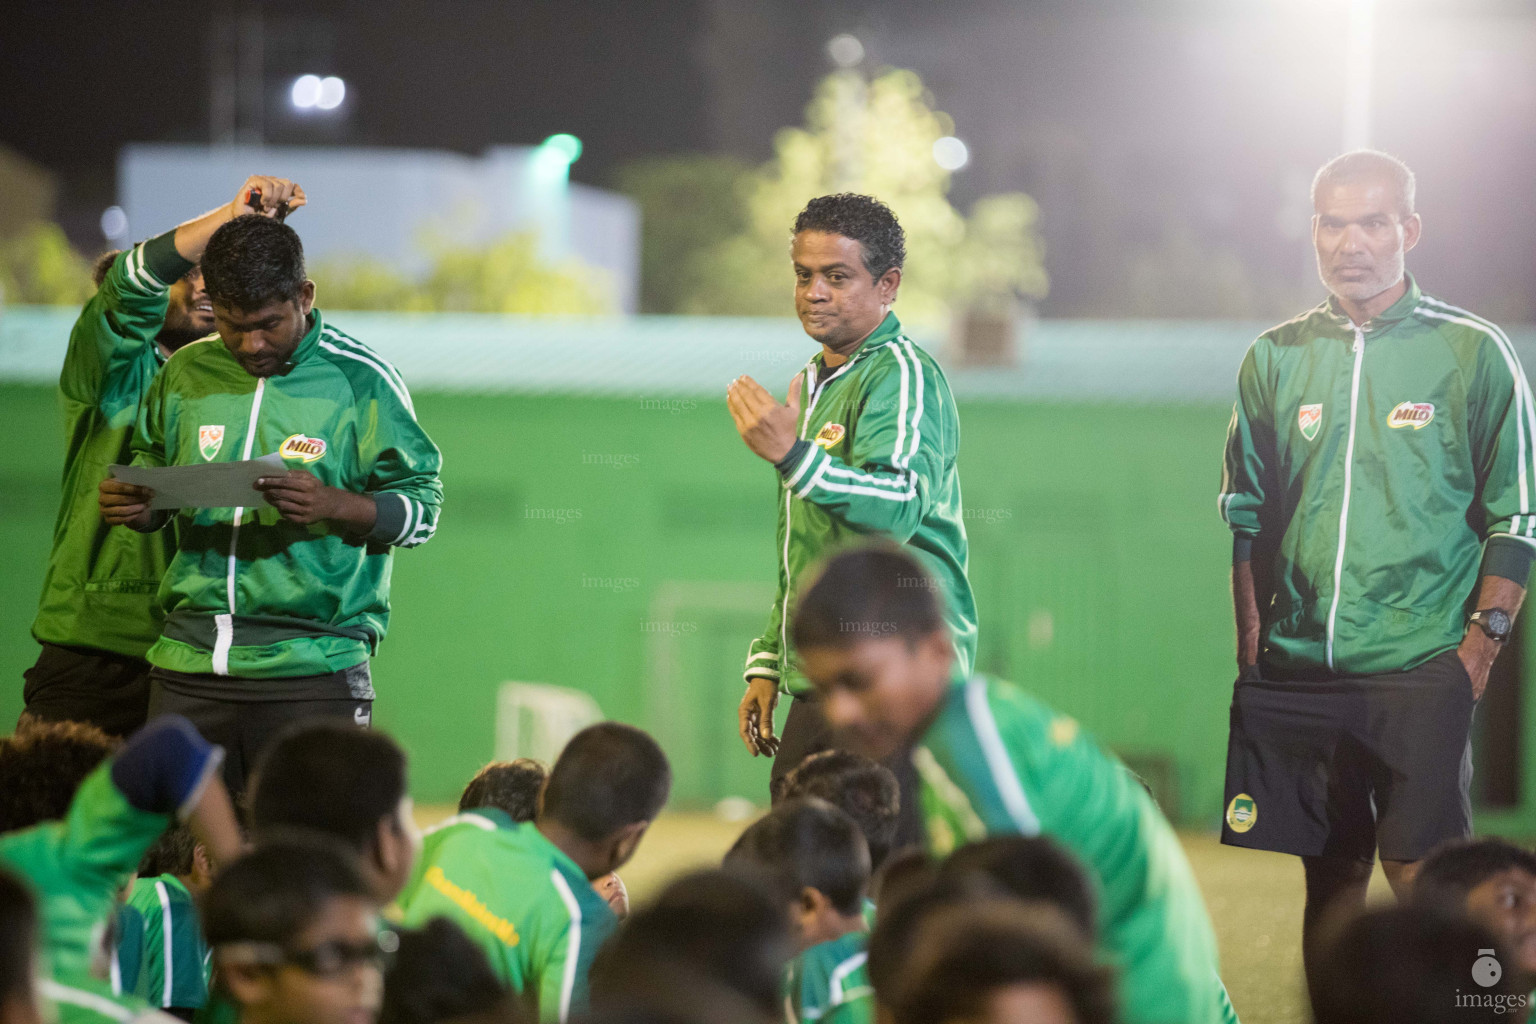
[541,133,583,165]
[99,206,128,241]
[827,33,865,68]
[291,75,322,109]
[932,136,969,171]
[316,76,346,111]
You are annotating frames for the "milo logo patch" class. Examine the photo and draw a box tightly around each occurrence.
[1387,402,1435,430]
[279,433,327,463]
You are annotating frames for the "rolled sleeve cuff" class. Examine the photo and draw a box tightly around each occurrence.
[141,230,195,287]
[1483,534,1536,585]
[111,714,224,818]
[366,493,411,545]
[1233,535,1255,564]
[775,439,814,478]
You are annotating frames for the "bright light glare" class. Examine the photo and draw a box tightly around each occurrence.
[316,76,346,110]
[827,33,865,67]
[541,133,583,165]
[291,75,322,109]
[932,136,969,171]
[99,206,128,240]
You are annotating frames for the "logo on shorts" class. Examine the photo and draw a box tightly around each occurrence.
[1388,402,1435,430]
[1226,793,1257,833]
[1298,404,1322,442]
[814,422,847,450]
[198,425,225,461]
[354,705,371,728]
[279,433,327,463]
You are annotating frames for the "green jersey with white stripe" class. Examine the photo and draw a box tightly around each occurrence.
[1221,276,1535,677]
[783,931,872,1024]
[31,233,191,658]
[0,763,170,982]
[916,675,1229,1024]
[131,309,443,679]
[744,312,976,696]
[116,875,209,1010]
[396,811,615,1023]
[43,976,179,1024]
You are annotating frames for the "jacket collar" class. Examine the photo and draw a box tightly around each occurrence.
[286,308,325,369]
[813,311,903,374]
[1322,273,1422,333]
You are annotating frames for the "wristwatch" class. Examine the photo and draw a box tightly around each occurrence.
[1470,608,1514,643]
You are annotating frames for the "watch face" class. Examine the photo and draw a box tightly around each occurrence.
[1490,610,1513,636]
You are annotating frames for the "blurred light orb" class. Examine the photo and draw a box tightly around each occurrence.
[290,74,322,109]
[827,33,865,67]
[932,136,969,171]
[541,133,583,165]
[316,76,346,110]
[99,206,127,240]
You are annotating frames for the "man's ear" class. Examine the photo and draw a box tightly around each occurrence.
[192,843,214,885]
[877,267,901,306]
[1403,212,1423,254]
[298,279,317,316]
[220,962,274,1008]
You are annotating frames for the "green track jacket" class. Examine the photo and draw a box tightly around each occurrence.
[1221,277,1536,677]
[32,234,190,658]
[744,313,976,696]
[132,310,442,680]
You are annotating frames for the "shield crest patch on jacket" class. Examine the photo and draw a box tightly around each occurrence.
[1298,404,1322,442]
[198,425,225,461]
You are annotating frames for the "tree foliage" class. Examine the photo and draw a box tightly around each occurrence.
[0,222,94,306]
[625,69,1048,322]
[311,230,614,314]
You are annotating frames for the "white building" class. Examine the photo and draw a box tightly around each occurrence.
[118,143,640,313]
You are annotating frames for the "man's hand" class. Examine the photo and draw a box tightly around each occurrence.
[231,176,307,220]
[727,373,804,464]
[738,676,781,757]
[1458,628,1501,700]
[100,478,155,531]
[254,470,376,532]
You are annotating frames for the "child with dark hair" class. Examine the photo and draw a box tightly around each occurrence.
[588,870,789,1023]
[379,917,517,1024]
[398,724,671,1022]
[0,716,240,1024]
[780,751,901,873]
[116,825,216,1019]
[1414,837,1536,990]
[724,800,873,1024]
[0,719,117,833]
[205,841,388,1024]
[890,902,1115,1024]
[247,723,419,903]
[938,836,1098,941]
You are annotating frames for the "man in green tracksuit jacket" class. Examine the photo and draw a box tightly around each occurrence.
[99,215,443,798]
[1219,150,1534,999]
[727,193,975,813]
[24,177,305,737]
[792,545,1235,1024]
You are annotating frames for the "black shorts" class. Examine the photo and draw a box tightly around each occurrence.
[22,642,153,738]
[1221,650,1476,863]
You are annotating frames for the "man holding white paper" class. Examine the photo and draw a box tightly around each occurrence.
[99,214,442,798]
[24,176,304,737]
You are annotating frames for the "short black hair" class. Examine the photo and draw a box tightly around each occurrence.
[589,870,791,1020]
[203,838,373,951]
[793,194,905,280]
[1415,838,1536,913]
[0,719,117,832]
[201,214,307,312]
[93,250,124,288]
[723,798,870,917]
[0,866,37,1009]
[780,750,900,871]
[138,823,197,878]
[938,836,1098,940]
[380,917,513,1024]
[248,722,409,855]
[791,544,945,655]
[542,724,671,842]
[459,760,547,820]
[891,902,1115,1024]
[1313,904,1518,1024]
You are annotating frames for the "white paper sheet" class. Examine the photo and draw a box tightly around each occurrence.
[109,453,287,510]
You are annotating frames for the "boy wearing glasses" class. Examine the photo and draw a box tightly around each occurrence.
[205,841,391,1024]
